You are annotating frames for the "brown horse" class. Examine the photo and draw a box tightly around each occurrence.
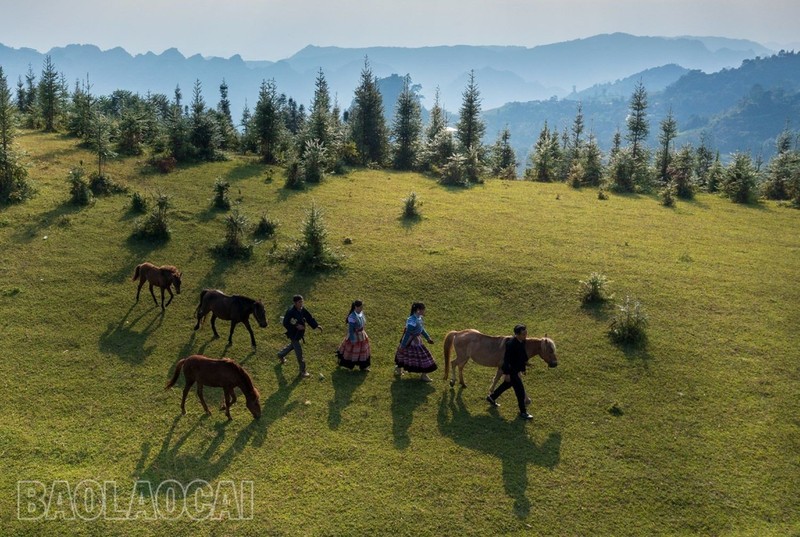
[166,354,261,420]
[443,329,558,392]
[194,289,268,347]
[132,262,182,311]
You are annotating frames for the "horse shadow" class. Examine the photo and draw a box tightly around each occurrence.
[390,377,436,450]
[98,303,163,363]
[437,390,561,519]
[328,368,368,430]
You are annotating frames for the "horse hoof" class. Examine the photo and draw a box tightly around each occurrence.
[460,383,468,388]
[449,379,455,387]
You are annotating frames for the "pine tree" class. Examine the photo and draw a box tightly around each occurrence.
[391,75,422,170]
[426,87,446,143]
[669,144,695,199]
[89,110,116,177]
[694,131,715,189]
[349,57,388,165]
[239,100,258,154]
[67,76,94,139]
[490,126,517,179]
[38,55,62,131]
[253,79,285,164]
[0,67,31,204]
[566,102,585,172]
[626,81,649,162]
[215,79,238,150]
[724,152,758,203]
[455,70,485,155]
[306,68,332,150]
[582,134,604,187]
[525,121,560,182]
[189,79,221,161]
[763,129,800,200]
[167,85,192,162]
[656,108,677,184]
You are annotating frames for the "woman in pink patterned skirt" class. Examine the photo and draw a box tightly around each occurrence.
[394,302,437,381]
[336,300,371,371]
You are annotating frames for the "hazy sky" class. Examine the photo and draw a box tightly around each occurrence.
[1,0,798,60]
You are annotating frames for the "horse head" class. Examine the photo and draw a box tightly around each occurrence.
[172,271,182,294]
[246,387,262,420]
[539,335,558,368]
[253,301,268,328]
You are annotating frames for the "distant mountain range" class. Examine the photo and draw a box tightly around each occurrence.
[1,33,795,164]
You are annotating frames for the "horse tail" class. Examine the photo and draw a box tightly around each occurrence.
[195,289,209,325]
[443,330,457,379]
[132,264,141,282]
[165,359,186,390]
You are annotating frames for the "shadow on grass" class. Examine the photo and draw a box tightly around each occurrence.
[580,300,614,323]
[437,390,561,519]
[616,338,653,362]
[136,363,301,486]
[98,303,164,364]
[328,367,368,430]
[390,377,436,449]
[399,214,422,230]
[224,161,265,182]
[11,201,84,243]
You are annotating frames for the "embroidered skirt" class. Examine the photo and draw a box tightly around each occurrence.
[337,331,371,369]
[394,336,437,373]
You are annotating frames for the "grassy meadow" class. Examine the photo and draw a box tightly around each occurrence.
[1,131,799,536]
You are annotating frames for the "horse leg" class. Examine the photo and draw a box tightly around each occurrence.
[222,388,233,420]
[220,388,237,410]
[488,368,503,395]
[149,283,158,307]
[136,279,145,302]
[458,362,467,388]
[180,379,195,415]
[197,384,212,415]
[211,314,220,338]
[160,287,166,311]
[165,286,174,308]
[242,319,256,347]
[228,320,238,345]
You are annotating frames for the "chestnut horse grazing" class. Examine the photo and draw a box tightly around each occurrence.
[132,262,182,311]
[166,354,261,420]
[194,289,268,347]
[443,329,558,391]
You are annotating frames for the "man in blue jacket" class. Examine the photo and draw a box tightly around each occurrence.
[486,324,534,420]
[277,295,322,378]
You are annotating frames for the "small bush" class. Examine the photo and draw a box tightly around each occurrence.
[440,153,469,186]
[213,211,252,259]
[580,272,613,303]
[130,191,148,213]
[89,173,127,196]
[661,182,676,207]
[598,188,609,200]
[212,177,231,209]
[149,155,177,174]
[402,192,422,219]
[273,203,342,272]
[609,295,648,344]
[302,139,327,184]
[254,213,278,238]
[68,167,93,206]
[132,193,171,240]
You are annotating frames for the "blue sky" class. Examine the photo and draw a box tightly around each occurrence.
[1,0,798,60]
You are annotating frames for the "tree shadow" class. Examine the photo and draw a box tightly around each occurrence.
[580,300,613,323]
[98,303,164,364]
[10,201,84,243]
[437,390,561,518]
[399,214,422,230]
[223,162,264,182]
[616,339,653,363]
[390,377,436,449]
[328,368,368,430]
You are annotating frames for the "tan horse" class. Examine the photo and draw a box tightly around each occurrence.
[132,262,182,311]
[443,329,558,392]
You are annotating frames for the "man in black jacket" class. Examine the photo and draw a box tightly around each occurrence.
[486,324,534,420]
[277,295,322,378]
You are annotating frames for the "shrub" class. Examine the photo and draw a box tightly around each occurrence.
[661,181,676,207]
[130,191,148,213]
[440,153,469,186]
[274,202,342,272]
[302,139,327,184]
[598,188,609,200]
[284,160,305,190]
[580,272,613,303]
[89,173,127,196]
[254,213,278,238]
[723,152,758,204]
[213,211,252,259]
[213,177,231,209]
[68,167,92,206]
[609,295,648,344]
[0,147,33,205]
[149,155,177,174]
[402,192,422,219]
[132,193,171,240]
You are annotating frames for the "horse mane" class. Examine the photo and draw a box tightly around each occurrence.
[225,359,259,399]
[161,265,180,275]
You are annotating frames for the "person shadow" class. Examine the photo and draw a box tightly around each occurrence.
[328,367,368,430]
[390,377,436,450]
[437,390,561,518]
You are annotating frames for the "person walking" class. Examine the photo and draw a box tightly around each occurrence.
[394,302,437,382]
[277,295,322,378]
[336,300,371,371]
[486,324,534,420]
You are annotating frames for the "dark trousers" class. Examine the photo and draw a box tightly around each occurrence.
[490,373,526,414]
[278,339,305,372]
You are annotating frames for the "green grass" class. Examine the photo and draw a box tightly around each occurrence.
[1,131,799,536]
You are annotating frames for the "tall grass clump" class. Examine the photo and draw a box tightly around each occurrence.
[274,202,342,272]
[609,294,648,344]
[402,192,422,220]
[213,210,252,259]
[68,167,92,206]
[132,193,171,240]
[580,272,613,303]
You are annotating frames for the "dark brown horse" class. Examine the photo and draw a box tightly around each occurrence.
[194,289,268,347]
[132,262,182,311]
[166,354,261,420]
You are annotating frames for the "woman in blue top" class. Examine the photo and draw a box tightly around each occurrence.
[394,302,437,381]
[336,300,371,371]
